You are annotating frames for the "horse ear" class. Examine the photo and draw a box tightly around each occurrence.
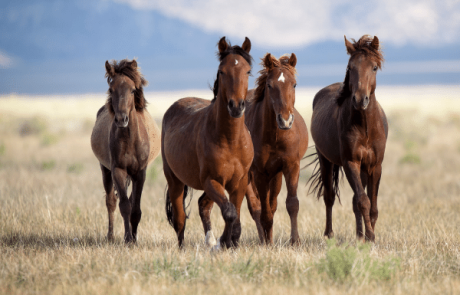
[105,60,115,78]
[263,53,274,70]
[130,59,138,69]
[344,36,355,55]
[218,37,229,54]
[288,53,297,67]
[242,37,251,53]
[371,36,379,50]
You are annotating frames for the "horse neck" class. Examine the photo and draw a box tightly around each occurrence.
[211,94,245,143]
[260,88,280,139]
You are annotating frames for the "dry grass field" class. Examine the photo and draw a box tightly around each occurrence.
[1,85,460,294]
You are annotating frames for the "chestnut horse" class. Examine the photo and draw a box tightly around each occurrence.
[91,59,161,243]
[308,35,388,242]
[198,54,309,245]
[162,37,253,249]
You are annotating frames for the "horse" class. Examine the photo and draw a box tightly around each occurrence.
[198,53,309,245]
[91,59,161,243]
[162,37,253,249]
[308,35,388,242]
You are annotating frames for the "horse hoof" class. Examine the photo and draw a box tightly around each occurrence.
[205,231,217,248]
[210,237,222,252]
[324,231,334,239]
[365,231,375,242]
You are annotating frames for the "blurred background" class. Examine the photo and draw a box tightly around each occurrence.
[0,0,459,95]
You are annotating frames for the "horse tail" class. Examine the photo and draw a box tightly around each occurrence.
[165,185,192,227]
[306,152,343,205]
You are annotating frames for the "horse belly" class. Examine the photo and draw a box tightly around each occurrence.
[90,108,112,169]
[139,110,161,165]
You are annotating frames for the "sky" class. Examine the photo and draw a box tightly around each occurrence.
[0,0,459,94]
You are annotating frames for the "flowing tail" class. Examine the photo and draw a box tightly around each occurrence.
[165,185,192,227]
[305,152,343,205]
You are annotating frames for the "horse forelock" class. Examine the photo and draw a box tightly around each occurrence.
[105,59,148,113]
[253,54,297,103]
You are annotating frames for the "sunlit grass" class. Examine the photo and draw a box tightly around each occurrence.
[1,89,460,294]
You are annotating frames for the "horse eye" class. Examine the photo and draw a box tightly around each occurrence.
[267,84,271,88]
[294,84,297,88]
[247,70,252,76]
[218,70,224,75]
[109,89,113,94]
[373,66,378,71]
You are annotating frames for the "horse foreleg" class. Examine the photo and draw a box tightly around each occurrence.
[318,152,335,239]
[284,163,301,245]
[368,165,382,231]
[229,175,249,247]
[164,164,187,248]
[245,181,264,243]
[343,161,374,242]
[100,164,116,241]
[353,171,368,240]
[112,167,133,243]
[130,169,146,242]
[254,172,273,245]
[203,179,236,249]
[198,192,214,237]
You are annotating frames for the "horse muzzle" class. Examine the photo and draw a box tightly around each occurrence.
[353,95,369,111]
[115,113,129,128]
[277,113,294,130]
[227,99,245,118]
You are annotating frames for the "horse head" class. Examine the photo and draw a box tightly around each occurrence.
[214,37,252,118]
[343,35,384,111]
[260,53,297,130]
[105,59,147,128]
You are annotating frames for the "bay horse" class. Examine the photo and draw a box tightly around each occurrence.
[91,59,161,243]
[308,35,388,242]
[198,53,309,245]
[162,37,253,249]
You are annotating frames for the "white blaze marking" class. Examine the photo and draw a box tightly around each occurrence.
[278,72,285,83]
[235,59,238,65]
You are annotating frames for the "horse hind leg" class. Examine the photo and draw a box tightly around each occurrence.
[100,164,116,241]
[164,163,188,248]
[317,152,335,239]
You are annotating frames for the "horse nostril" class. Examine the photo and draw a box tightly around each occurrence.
[228,100,234,108]
[240,100,245,109]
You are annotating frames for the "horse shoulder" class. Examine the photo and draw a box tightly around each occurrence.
[91,106,113,169]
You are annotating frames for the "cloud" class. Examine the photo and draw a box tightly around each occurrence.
[0,50,14,69]
[114,0,460,47]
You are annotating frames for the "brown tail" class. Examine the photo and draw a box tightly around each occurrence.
[165,185,192,227]
[305,152,343,205]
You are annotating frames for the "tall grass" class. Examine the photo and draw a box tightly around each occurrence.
[1,95,460,294]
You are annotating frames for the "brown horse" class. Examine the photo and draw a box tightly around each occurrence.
[308,35,388,242]
[162,37,253,249]
[91,59,161,243]
[198,53,309,245]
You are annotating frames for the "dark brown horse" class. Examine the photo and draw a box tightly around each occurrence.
[91,59,161,243]
[308,35,388,242]
[199,53,309,245]
[162,37,253,249]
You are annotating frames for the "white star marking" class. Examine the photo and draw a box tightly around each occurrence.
[235,59,238,65]
[278,72,285,83]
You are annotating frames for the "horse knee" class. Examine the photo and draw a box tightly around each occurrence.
[370,208,378,222]
[222,202,237,224]
[231,220,242,242]
[286,196,299,216]
[119,199,131,217]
